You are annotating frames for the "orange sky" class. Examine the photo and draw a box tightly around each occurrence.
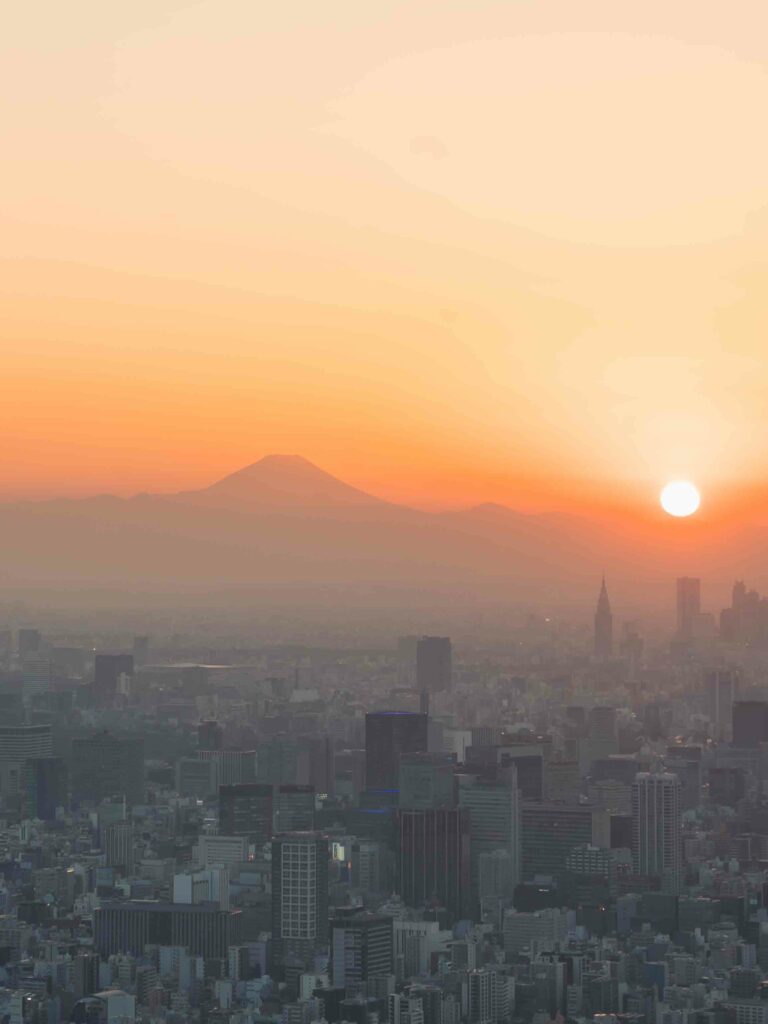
[4,1,768,517]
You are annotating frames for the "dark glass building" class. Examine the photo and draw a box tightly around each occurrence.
[396,807,471,919]
[219,783,274,849]
[71,731,145,806]
[416,637,452,693]
[365,712,428,791]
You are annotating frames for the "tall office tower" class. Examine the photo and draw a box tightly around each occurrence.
[176,757,219,799]
[478,849,514,905]
[398,753,455,810]
[70,732,145,806]
[594,578,613,658]
[331,911,393,991]
[271,833,330,962]
[0,724,53,796]
[416,637,452,694]
[18,628,42,660]
[396,808,470,919]
[676,577,701,639]
[22,757,68,820]
[103,820,134,876]
[365,712,428,791]
[219,783,274,850]
[275,785,315,832]
[581,705,619,771]
[132,635,149,668]
[397,636,420,687]
[733,700,768,748]
[198,720,224,752]
[458,773,520,889]
[631,772,682,893]
[706,668,739,743]
[351,840,392,894]
[520,803,596,881]
[94,654,134,700]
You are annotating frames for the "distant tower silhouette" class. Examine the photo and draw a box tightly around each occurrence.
[594,577,613,658]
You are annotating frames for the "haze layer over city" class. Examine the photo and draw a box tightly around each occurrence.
[4,3,768,1024]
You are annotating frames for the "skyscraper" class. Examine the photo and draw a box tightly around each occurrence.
[398,752,455,810]
[631,772,682,893]
[18,628,42,660]
[275,784,315,832]
[594,578,613,658]
[198,720,223,751]
[271,832,329,962]
[94,653,134,701]
[219,783,274,850]
[103,820,134,876]
[365,712,428,791]
[676,577,701,639]
[0,724,53,796]
[706,668,739,743]
[458,773,520,889]
[520,802,596,881]
[396,807,471,919]
[733,700,768,748]
[22,757,68,820]
[416,637,452,693]
[71,732,145,806]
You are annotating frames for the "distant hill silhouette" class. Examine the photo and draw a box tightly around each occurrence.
[0,455,762,606]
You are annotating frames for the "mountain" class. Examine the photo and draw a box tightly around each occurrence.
[0,456,761,606]
[172,454,391,513]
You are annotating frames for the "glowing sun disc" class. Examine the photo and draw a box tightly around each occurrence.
[660,480,700,517]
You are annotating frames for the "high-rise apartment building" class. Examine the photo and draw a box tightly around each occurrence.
[631,772,682,893]
[365,712,428,791]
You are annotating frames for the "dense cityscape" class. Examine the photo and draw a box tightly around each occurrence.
[1,578,768,1024]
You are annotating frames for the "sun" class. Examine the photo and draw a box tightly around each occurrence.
[660,480,701,518]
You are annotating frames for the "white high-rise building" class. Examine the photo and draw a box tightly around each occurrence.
[632,772,682,893]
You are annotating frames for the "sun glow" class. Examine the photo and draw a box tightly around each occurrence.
[660,480,701,518]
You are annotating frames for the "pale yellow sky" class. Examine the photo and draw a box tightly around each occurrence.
[3,0,768,514]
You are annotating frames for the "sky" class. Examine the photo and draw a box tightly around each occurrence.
[3,0,768,517]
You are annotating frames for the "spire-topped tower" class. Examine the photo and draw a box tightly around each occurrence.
[594,576,613,658]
